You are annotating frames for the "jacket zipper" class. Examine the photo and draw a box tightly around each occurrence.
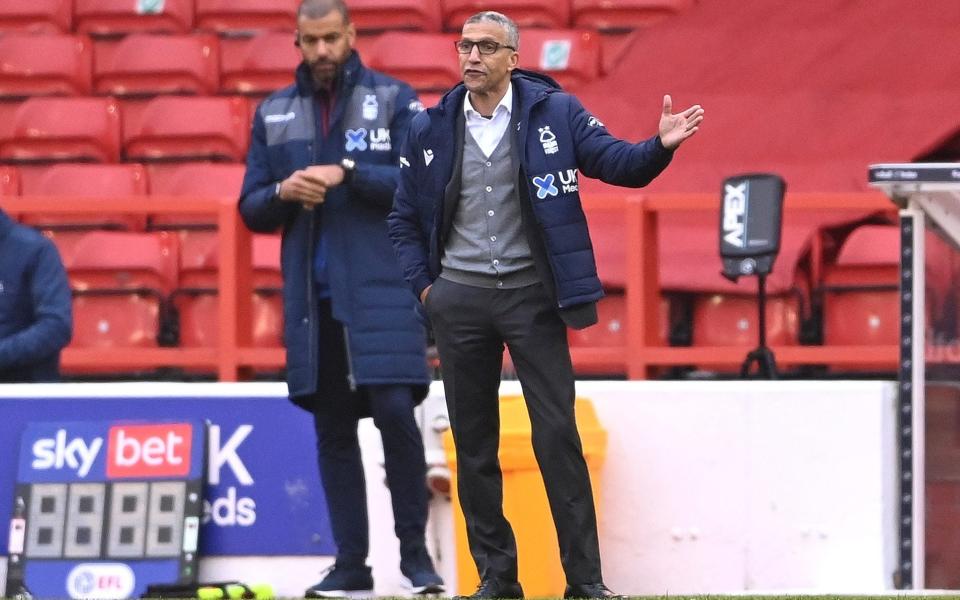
[342,325,357,392]
[515,92,568,308]
[306,203,318,390]
[306,130,318,392]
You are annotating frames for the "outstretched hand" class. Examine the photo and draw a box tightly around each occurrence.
[659,94,704,150]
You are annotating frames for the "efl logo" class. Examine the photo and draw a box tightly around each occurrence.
[106,424,192,478]
[67,563,135,600]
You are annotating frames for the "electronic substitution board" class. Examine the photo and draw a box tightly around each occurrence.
[5,421,206,599]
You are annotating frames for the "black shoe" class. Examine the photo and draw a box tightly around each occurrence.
[564,583,626,599]
[403,568,445,595]
[400,549,445,595]
[305,563,375,598]
[454,577,524,599]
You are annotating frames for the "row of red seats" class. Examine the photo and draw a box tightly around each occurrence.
[0,162,244,230]
[55,229,282,370]
[9,203,916,377]
[0,95,249,163]
[2,161,920,375]
[566,220,922,376]
[0,0,692,35]
[0,29,602,99]
[0,25,604,164]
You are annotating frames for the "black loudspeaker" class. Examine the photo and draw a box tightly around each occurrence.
[719,173,785,282]
[717,173,786,379]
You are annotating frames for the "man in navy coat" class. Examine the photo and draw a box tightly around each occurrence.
[0,207,72,382]
[238,0,443,596]
[389,11,703,599]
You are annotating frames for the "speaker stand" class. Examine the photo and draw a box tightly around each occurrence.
[740,273,779,379]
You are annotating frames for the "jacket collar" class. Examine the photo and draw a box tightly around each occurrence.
[432,68,561,120]
[0,208,13,242]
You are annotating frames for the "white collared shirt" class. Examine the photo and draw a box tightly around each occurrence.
[463,82,513,158]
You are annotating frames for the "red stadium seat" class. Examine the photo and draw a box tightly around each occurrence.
[18,163,148,230]
[123,96,249,162]
[0,34,93,98]
[174,231,282,348]
[823,286,899,347]
[568,293,671,375]
[349,0,442,32]
[75,0,194,36]
[364,32,460,93]
[821,225,900,350]
[70,294,163,352]
[176,291,283,348]
[0,0,72,33]
[0,97,122,163]
[518,29,601,92]
[219,32,300,95]
[194,0,297,34]
[0,167,20,196]
[93,33,220,96]
[66,230,179,294]
[571,0,693,31]
[569,292,627,349]
[64,231,179,362]
[178,230,280,289]
[147,162,246,228]
[441,0,570,30]
[692,293,800,348]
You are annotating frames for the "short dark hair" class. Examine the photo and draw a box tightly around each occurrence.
[464,11,520,51]
[297,0,350,23]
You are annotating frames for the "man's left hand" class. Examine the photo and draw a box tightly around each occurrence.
[658,94,704,150]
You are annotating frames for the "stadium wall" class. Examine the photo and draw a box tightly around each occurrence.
[0,380,897,596]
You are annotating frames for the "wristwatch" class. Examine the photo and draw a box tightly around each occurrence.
[340,157,356,184]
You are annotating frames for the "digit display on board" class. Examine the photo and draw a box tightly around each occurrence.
[5,421,206,599]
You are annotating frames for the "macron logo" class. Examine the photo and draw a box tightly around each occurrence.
[106,424,192,478]
[423,149,434,166]
[264,112,295,124]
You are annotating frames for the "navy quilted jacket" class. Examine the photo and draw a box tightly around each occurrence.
[0,208,72,382]
[239,52,430,399]
[388,69,674,314]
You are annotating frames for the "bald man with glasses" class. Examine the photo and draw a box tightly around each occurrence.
[390,10,704,600]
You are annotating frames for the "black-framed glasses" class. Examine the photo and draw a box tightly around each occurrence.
[454,39,516,55]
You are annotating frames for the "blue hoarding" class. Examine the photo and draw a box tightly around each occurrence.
[0,390,335,558]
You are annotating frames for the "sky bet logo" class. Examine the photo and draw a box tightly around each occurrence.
[30,424,192,479]
[106,424,191,478]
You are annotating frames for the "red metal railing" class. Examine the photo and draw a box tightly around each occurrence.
[3,191,897,380]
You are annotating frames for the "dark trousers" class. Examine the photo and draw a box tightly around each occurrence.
[310,300,431,574]
[425,278,602,585]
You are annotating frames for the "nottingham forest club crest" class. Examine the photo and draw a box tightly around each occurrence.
[539,126,559,155]
[362,94,379,120]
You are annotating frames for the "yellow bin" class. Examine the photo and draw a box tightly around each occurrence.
[443,395,607,597]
